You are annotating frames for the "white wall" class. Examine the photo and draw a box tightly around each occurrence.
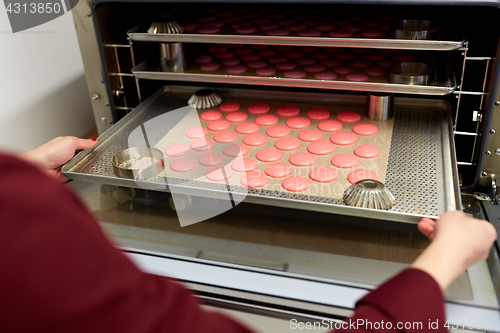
[0,8,95,153]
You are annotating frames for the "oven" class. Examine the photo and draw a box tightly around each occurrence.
[67,0,500,329]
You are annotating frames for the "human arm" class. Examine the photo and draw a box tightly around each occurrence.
[18,136,97,182]
[0,153,254,333]
[412,211,496,291]
[335,211,496,332]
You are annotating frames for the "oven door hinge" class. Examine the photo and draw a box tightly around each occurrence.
[472,110,483,122]
[492,178,498,205]
[475,178,499,204]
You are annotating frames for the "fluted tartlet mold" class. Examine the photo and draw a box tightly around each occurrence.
[343,179,395,210]
[188,89,222,109]
[147,21,184,34]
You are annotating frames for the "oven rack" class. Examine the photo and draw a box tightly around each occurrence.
[63,86,461,224]
[131,56,456,96]
[127,25,464,52]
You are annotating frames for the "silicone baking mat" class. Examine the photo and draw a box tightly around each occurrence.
[153,98,394,201]
[63,86,460,223]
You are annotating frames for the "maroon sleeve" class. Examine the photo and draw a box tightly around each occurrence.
[335,268,448,332]
[0,153,448,333]
[0,154,254,333]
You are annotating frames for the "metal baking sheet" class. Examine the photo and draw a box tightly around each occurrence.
[132,60,456,96]
[127,26,465,52]
[63,86,461,223]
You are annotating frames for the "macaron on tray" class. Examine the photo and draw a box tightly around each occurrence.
[159,97,394,200]
[185,43,425,84]
[175,4,422,41]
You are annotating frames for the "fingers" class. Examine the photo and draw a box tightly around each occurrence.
[490,223,498,241]
[483,220,498,242]
[418,217,435,240]
[56,171,70,183]
[419,217,435,227]
[74,137,97,150]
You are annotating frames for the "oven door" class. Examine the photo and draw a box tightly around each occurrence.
[70,180,500,331]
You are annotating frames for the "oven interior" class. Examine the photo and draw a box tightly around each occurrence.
[67,1,500,321]
[90,2,500,191]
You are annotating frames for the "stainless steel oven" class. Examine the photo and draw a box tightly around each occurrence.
[67,1,500,329]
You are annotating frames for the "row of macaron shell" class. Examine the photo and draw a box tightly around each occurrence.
[194,45,413,80]
[182,5,397,38]
[200,4,410,22]
[200,44,405,60]
[168,136,379,158]
[198,44,409,65]
[187,123,377,145]
[195,103,378,147]
[169,152,379,191]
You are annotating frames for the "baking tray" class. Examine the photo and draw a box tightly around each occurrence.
[127,23,464,52]
[63,86,461,223]
[132,56,457,96]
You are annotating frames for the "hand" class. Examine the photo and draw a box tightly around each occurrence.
[417,217,436,241]
[19,136,97,182]
[412,211,497,291]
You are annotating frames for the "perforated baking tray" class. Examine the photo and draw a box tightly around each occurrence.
[128,30,464,52]
[127,13,464,51]
[63,86,461,223]
[132,53,456,96]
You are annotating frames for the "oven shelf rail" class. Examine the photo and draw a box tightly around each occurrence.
[127,25,465,52]
[453,42,492,166]
[130,57,457,96]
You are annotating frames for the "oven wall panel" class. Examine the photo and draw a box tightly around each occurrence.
[0,9,95,152]
[71,0,115,134]
[479,50,500,193]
